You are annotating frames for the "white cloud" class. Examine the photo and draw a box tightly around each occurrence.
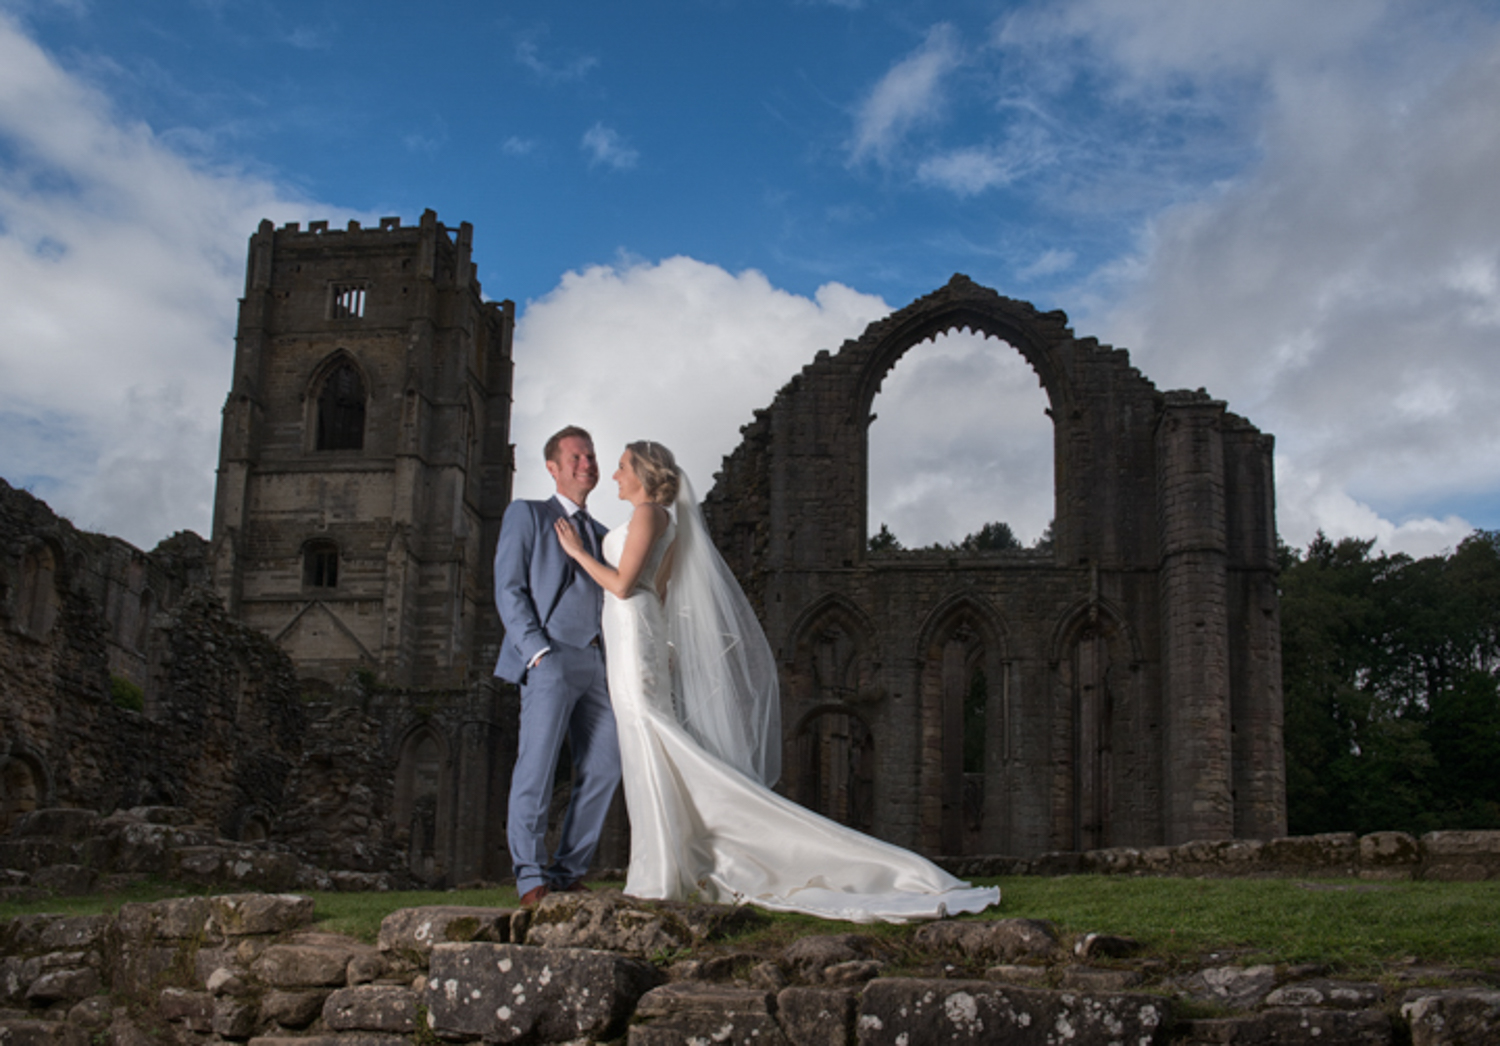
[515,34,599,82]
[509,257,888,522]
[848,22,962,164]
[915,146,1019,196]
[1021,0,1500,556]
[0,12,346,547]
[581,122,639,170]
[1017,248,1075,280]
[868,331,1054,548]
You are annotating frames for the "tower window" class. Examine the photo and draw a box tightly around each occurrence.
[304,541,339,589]
[330,283,367,319]
[316,363,366,451]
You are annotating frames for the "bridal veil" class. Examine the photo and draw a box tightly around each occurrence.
[664,473,782,787]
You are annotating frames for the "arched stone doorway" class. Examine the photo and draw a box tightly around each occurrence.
[917,596,1008,855]
[394,726,450,882]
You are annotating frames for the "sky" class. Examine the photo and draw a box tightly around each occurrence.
[2,0,1499,558]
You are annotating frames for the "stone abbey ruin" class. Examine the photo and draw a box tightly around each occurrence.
[0,211,1284,888]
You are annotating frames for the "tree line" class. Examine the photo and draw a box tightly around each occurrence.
[1281,530,1500,835]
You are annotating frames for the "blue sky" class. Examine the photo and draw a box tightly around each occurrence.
[3,0,1500,556]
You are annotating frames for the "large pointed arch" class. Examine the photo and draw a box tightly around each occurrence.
[914,592,1011,855]
[1048,598,1150,852]
[305,349,369,452]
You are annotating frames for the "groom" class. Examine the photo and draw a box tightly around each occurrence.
[493,425,620,907]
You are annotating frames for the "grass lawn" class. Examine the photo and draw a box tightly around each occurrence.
[3,876,1496,972]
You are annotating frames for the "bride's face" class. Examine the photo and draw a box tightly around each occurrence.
[614,451,645,502]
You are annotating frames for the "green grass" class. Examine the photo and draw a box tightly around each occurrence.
[982,876,1500,968]
[3,876,1496,972]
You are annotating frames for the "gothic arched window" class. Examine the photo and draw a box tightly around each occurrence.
[303,540,339,590]
[315,362,365,451]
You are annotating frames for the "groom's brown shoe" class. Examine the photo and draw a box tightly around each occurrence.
[519,885,549,908]
[560,880,590,893]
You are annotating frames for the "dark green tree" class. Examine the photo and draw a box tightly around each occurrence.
[868,523,903,552]
[959,521,1021,552]
[1280,529,1500,834]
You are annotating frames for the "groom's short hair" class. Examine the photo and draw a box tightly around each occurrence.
[544,425,593,463]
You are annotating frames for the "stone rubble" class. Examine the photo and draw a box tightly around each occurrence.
[0,890,1493,1045]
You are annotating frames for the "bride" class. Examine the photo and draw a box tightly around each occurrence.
[554,440,998,923]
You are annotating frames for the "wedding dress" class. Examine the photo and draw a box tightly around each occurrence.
[600,491,999,924]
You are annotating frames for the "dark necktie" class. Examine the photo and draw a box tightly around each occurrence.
[574,509,596,557]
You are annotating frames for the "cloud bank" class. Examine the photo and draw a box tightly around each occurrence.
[0,12,345,547]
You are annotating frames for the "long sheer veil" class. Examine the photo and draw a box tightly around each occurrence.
[666,473,782,787]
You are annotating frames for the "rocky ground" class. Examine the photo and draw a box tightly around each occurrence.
[1,889,1497,1045]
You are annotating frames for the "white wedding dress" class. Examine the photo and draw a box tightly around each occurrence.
[601,516,999,923]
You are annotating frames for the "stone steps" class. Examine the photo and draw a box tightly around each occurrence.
[0,890,1496,1045]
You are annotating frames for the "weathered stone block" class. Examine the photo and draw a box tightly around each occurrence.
[782,934,879,973]
[376,906,510,959]
[247,1036,408,1046]
[1402,989,1500,1046]
[1081,846,1143,874]
[212,996,259,1039]
[630,984,789,1046]
[523,891,762,958]
[210,895,315,938]
[0,957,40,1005]
[856,979,1169,1045]
[205,966,253,997]
[1179,1007,1393,1044]
[322,986,416,1033]
[114,823,217,874]
[1178,964,1278,1010]
[259,990,327,1029]
[64,996,112,1030]
[1265,979,1384,1009]
[251,943,354,988]
[12,810,100,841]
[27,866,96,897]
[26,967,100,1004]
[910,918,1062,962]
[1419,831,1500,881]
[3,915,109,954]
[425,941,658,1044]
[158,987,214,1031]
[115,897,214,945]
[1176,838,1266,872]
[1359,832,1419,880]
[777,986,857,1046]
[109,942,183,997]
[1262,833,1359,873]
[0,1019,89,1046]
[1060,966,1142,991]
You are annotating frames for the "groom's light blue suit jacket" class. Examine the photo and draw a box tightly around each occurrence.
[492,496,607,685]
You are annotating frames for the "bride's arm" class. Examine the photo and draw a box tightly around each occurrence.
[555,502,667,599]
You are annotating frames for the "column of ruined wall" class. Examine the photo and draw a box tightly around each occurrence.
[1222,422,1287,839]
[1156,398,1234,844]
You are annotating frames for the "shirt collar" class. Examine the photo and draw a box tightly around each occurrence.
[554,493,586,516]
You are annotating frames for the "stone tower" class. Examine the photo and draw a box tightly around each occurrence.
[211,211,514,689]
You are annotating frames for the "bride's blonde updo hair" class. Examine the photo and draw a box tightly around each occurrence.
[626,440,680,505]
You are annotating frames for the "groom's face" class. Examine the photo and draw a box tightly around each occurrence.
[547,436,600,505]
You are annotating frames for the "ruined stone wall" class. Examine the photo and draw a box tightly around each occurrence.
[0,480,304,842]
[0,478,554,887]
[704,276,1285,860]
